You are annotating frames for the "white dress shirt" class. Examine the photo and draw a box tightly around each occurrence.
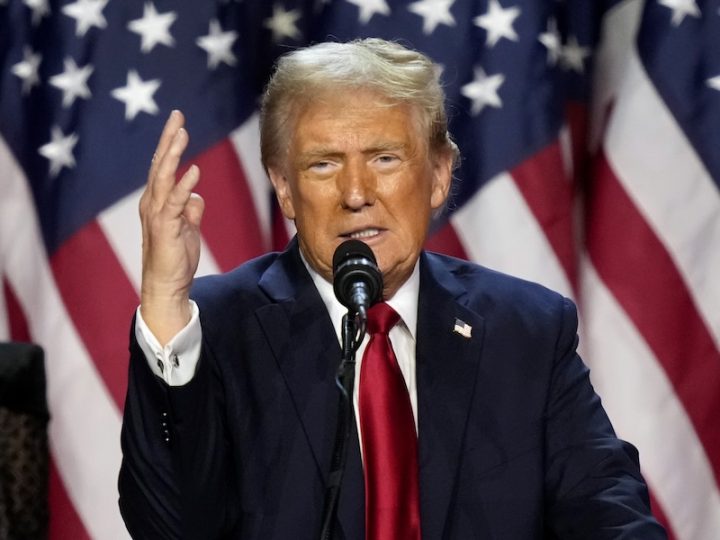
[134,259,420,445]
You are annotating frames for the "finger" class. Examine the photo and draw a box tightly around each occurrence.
[148,110,185,184]
[151,126,190,202]
[184,193,205,228]
[163,163,200,216]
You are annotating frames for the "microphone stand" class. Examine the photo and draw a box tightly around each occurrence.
[319,310,366,540]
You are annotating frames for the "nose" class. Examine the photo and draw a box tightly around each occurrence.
[339,158,376,211]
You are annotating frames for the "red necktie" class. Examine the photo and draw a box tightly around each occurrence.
[359,303,421,540]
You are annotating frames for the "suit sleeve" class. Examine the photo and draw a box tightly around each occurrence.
[118,317,240,539]
[543,298,667,539]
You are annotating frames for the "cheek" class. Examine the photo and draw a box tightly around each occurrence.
[292,189,338,249]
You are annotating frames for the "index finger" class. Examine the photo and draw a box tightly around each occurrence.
[148,110,185,182]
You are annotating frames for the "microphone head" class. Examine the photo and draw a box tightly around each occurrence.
[332,239,383,311]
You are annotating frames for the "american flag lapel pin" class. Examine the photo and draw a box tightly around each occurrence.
[453,318,472,339]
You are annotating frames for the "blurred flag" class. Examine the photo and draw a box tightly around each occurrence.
[0,0,717,538]
[582,1,720,538]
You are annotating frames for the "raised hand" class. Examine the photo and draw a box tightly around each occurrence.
[139,110,205,345]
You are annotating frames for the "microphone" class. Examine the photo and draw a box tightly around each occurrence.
[332,239,383,318]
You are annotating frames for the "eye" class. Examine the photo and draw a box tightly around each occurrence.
[374,154,401,166]
[309,161,333,172]
[373,154,401,171]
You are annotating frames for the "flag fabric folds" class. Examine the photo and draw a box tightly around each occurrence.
[0,0,717,538]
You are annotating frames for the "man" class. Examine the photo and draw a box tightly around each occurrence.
[119,39,665,539]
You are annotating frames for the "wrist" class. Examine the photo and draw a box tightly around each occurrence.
[140,293,192,347]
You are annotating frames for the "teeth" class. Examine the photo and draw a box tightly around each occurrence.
[350,229,380,239]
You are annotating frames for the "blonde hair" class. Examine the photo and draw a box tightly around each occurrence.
[260,38,459,171]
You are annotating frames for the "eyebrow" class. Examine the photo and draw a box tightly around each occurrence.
[298,142,409,161]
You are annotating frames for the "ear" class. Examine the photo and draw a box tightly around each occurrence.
[430,150,453,210]
[268,167,296,220]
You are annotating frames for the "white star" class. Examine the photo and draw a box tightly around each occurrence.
[127,2,177,53]
[461,67,505,115]
[408,0,456,35]
[196,19,239,70]
[658,0,700,26]
[344,0,390,24]
[264,4,302,43]
[38,126,79,177]
[707,76,720,91]
[561,35,591,73]
[538,18,561,66]
[62,0,108,37]
[111,70,161,121]
[474,0,521,48]
[23,0,50,25]
[49,57,93,108]
[11,46,42,95]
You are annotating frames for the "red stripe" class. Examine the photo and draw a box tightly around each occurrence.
[565,102,590,184]
[183,139,267,272]
[587,151,720,483]
[425,221,468,260]
[50,221,137,410]
[510,141,578,289]
[648,492,676,540]
[49,457,91,540]
[3,279,31,342]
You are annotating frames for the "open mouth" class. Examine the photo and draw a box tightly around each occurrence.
[342,228,382,240]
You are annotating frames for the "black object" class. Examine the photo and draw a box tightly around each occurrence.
[320,241,382,540]
[332,239,383,321]
[0,342,49,540]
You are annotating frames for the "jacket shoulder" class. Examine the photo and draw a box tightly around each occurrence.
[422,251,575,329]
[425,251,567,304]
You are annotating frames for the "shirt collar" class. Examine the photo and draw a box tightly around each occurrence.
[300,251,419,343]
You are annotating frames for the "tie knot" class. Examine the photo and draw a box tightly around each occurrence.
[366,302,400,335]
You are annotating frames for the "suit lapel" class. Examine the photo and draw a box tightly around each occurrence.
[416,253,485,540]
[255,241,364,540]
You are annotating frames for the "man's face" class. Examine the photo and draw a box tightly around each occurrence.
[268,89,452,298]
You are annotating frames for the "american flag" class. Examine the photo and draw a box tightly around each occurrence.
[0,0,717,538]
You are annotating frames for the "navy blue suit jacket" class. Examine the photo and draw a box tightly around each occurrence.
[119,240,665,539]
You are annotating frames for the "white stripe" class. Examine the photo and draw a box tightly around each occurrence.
[598,0,720,349]
[98,187,222,291]
[580,258,720,540]
[230,113,273,247]
[97,189,144,292]
[0,136,130,539]
[450,172,573,298]
[589,0,643,151]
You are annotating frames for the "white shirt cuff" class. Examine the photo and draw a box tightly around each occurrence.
[134,301,202,386]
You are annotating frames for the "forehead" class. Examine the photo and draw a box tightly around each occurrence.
[289,88,426,151]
